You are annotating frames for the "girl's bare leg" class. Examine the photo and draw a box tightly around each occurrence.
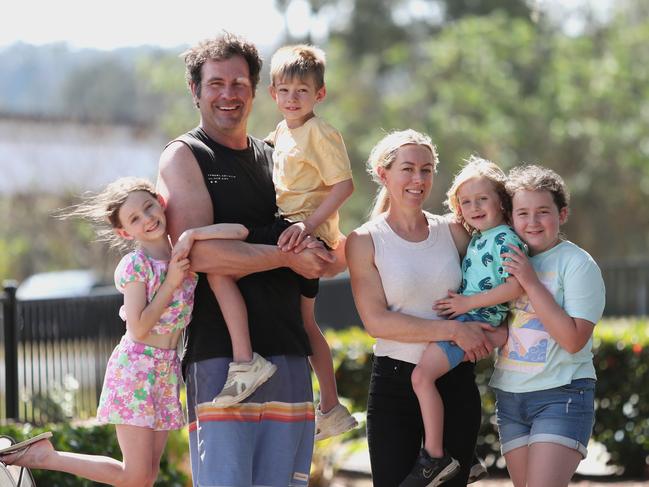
[147,430,169,487]
[504,446,529,487]
[1,425,158,487]
[527,442,581,487]
[114,425,160,487]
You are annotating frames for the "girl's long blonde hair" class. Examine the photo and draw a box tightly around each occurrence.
[366,129,438,219]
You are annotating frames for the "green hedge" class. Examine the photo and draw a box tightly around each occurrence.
[0,422,188,486]
[325,319,649,479]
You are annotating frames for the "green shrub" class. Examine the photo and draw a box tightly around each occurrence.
[326,319,649,479]
[591,320,649,478]
[0,422,189,486]
[4,320,647,483]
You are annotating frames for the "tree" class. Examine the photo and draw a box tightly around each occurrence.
[270,2,649,258]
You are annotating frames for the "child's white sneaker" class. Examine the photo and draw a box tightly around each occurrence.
[212,353,277,407]
[314,403,358,441]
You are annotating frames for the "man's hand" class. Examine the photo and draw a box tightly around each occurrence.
[283,243,334,279]
[278,222,310,252]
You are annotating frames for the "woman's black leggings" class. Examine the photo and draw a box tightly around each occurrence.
[367,356,482,487]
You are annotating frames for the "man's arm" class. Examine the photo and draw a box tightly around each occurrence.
[157,141,333,278]
[157,141,213,239]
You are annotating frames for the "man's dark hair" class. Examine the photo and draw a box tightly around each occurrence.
[182,31,262,97]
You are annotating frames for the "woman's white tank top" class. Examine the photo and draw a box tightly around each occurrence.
[362,211,462,364]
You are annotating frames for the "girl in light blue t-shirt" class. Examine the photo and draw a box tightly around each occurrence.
[491,165,605,487]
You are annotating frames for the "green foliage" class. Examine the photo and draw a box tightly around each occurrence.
[0,193,118,282]
[591,320,649,478]
[324,327,373,410]
[327,320,649,479]
[0,422,189,486]
[136,53,196,138]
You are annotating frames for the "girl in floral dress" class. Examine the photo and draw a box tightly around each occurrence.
[0,177,245,487]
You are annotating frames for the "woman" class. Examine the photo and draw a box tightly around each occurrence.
[346,130,506,486]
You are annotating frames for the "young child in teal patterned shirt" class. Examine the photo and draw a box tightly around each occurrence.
[401,157,525,486]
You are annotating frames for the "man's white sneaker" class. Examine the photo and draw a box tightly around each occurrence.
[212,353,277,407]
[314,403,358,441]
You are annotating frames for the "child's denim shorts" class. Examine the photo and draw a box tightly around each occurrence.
[494,378,595,458]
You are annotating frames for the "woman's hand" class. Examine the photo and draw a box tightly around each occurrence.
[453,322,494,362]
[502,244,538,290]
[434,290,472,318]
[488,323,509,348]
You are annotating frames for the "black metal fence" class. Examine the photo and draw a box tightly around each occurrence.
[600,258,649,316]
[1,259,647,422]
[1,283,124,423]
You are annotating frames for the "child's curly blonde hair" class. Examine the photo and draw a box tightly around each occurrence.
[445,156,510,232]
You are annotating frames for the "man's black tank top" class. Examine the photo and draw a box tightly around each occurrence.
[170,127,311,369]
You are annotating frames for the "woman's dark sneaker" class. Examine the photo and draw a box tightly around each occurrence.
[399,448,460,487]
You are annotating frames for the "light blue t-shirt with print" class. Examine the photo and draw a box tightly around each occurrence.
[460,224,526,327]
[490,240,606,393]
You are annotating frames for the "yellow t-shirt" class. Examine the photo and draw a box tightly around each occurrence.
[270,116,352,249]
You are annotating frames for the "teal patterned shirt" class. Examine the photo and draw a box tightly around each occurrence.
[460,224,526,326]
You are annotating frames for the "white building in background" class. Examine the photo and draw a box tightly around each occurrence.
[0,113,166,194]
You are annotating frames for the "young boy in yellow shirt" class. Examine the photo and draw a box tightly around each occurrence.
[265,44,356,440]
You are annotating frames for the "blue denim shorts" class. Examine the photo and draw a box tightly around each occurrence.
[494,378,595,458]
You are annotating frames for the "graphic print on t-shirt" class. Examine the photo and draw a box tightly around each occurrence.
[497,270,556,373]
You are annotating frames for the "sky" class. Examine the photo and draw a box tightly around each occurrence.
[1,0,614,51]
[0,0,312,50]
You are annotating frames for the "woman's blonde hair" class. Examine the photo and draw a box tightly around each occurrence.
[366,129,438,219]
[445,156,509,232]
[60,177,158,250]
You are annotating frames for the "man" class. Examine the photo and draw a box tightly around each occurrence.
[157,32,334,487]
